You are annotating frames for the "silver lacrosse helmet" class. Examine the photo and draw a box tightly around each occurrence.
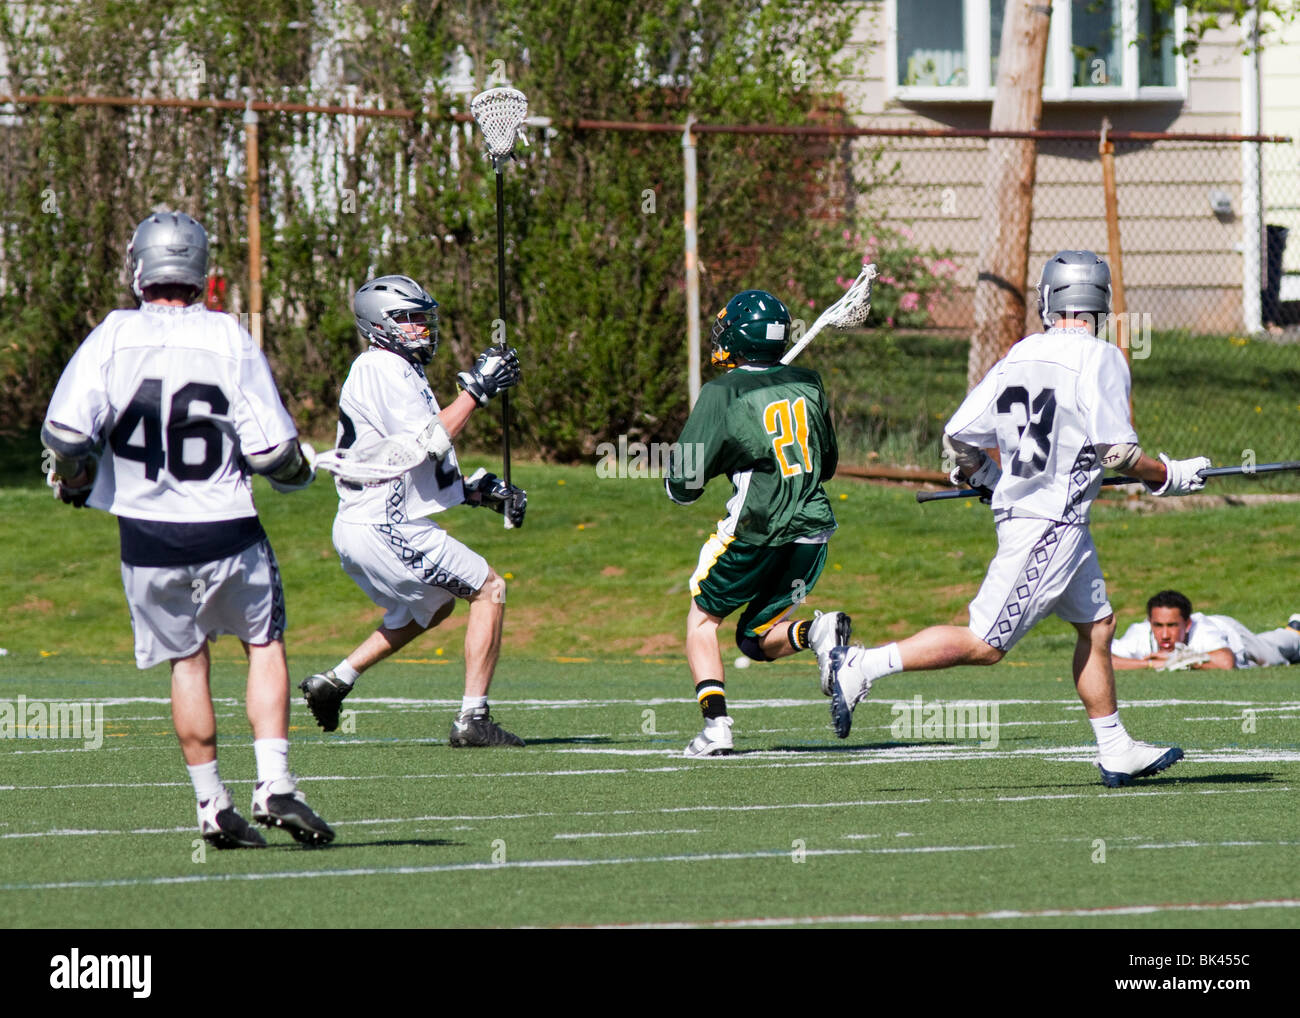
[128,210,209,300]
[353,275,440,366]
[1037,250,1111,326]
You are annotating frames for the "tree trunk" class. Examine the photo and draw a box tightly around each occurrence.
[968,0,1053,388]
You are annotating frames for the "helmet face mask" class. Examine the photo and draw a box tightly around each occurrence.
[128,210,208,301]
[710,289,791,368]
[1037,250,1112,327]
[354,275,440,366]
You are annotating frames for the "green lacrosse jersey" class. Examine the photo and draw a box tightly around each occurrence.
[666,363,838,545]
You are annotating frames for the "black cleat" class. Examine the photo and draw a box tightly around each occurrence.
[299,669,351,732]
[198,790,267,849]
[448,710,525,748]
[252,781,335,846]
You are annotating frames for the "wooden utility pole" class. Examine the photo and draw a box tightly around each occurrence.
[968,0,1053,388]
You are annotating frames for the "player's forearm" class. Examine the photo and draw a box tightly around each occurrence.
[1111,654,1153,670]
[1119,452,1166,487]
[438,391,478,439]
[1199,649,1237,670]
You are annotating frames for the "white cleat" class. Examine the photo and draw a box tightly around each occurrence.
[684,716,735,757]
[809,610,852,696]
[828,646,885,739]
[1096,741,1184,787]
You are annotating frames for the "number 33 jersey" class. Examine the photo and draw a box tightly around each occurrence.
[333,348,464,524]
[44,303,298,522]
[946,327,1138,524]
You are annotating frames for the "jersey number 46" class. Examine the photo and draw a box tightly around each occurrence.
[110,378,228,482]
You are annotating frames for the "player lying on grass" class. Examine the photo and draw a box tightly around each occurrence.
[42,210,332,848]
[823,251,1210,787]
[1112,588,1300,671]
[300,275,528,747]
[664,289,851,757]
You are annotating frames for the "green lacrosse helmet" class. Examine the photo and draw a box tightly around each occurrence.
[710,289,791,367]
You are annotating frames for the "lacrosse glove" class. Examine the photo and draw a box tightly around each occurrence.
[949,454,1000,505]
[1145,453,1210,496]
[457,347,521,408]
[47,458,97,508]
[463,467,527,528]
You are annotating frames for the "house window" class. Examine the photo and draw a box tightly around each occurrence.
[889,0,1186,102]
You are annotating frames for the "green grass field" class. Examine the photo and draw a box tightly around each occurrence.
[1,448,1298,929]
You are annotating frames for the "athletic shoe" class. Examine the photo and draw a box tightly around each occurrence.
[251,780,335,846]
[299,669,351,732]
[1096,742,1185,788]
[809,610,852,695]
[1287,613,1300,634]
[683,716,734,757]
[448,710,525,748]
[828,646,883,739]
[197,788,266,849]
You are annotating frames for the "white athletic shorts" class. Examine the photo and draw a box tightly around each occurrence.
[968,518,1112,653]
[332,517,490,630]
[120,540,285,670]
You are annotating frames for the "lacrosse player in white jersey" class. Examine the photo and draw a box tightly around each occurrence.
[299,275,528,747]
[823,251,1211,786]
[1112,589,1300,671]
[42,210,333,847]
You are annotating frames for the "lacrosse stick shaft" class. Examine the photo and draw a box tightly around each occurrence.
[917,461,1300,503]
[780,315,832,365]
[495,168,511,489]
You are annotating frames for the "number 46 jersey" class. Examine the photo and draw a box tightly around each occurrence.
[946,327,1139,525]
[44,303,298,523]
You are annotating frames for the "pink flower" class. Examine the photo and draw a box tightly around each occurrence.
[899,291,920,312]
[879,275,896,286]
[836,275,849,288]
[898,225,915,241]
[842,229,851,241]
[786,278,796,289]
[808,299,816,308]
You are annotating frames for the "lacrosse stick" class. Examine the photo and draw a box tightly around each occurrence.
[1158,646,1212,672]
[781,262,878,365]
[314,416,451,486]
[917,461,1300,504]
[470,86,529,529]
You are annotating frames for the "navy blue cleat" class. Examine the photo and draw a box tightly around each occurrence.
[1096,743,1184,787]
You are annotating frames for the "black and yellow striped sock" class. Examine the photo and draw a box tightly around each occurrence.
[791,620,812,651]
[696,680,727,720]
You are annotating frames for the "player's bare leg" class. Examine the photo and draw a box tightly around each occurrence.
[1070,615,1118,718]
[449,568,522,747]
[245,639,290,740]
[170,644,217,766]
[684,603,733,756]
[898,626,1004,670]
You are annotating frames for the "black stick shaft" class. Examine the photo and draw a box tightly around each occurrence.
[916,461,1300,504]
[495,167,511,494]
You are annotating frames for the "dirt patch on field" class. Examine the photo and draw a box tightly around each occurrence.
[1097,492,1300,513]
[8,595,54,615]
[601,565,626,577]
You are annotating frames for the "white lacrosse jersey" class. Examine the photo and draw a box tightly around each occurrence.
[946,327,1138,524]
[334,348,465,524]
[1111,613,1235,660]
[44,303,297,523]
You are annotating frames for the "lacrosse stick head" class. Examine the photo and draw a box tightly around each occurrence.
[470,87,529,165]
[314,437,424,486]
[827,262,878,327]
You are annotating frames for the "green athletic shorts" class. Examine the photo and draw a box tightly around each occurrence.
[689,532,828,638]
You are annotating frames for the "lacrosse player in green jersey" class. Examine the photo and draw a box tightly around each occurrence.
[665,289,850,756]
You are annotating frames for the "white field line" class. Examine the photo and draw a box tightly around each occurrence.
[553,829,701,840]
[0,785,1288,841]
[0,844,1012,894]
[574,898,1300,929]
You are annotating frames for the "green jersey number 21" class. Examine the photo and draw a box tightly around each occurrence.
[764,397,812,478]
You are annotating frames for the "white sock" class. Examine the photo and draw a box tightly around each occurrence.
[253,738,291,788]
[187,760,224,803]
[461,695,488,715]
[1089,712,1131,757]
[847,642,904,682]
[334,660,360,686]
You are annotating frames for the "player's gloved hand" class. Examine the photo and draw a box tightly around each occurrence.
[47,459,96,508]
[457,347,521,408]
[1146,453,1210,496]
[463,467,527,528]
[268,442,316,493]
[948,454,1000,504]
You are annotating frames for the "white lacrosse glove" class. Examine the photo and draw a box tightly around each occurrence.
[457,347,521,408]
[463,467,527,528]
[1146,453,1210,496]
[268,442,316,493]
[1159,645,1212,672]
[949,454,1000,504]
